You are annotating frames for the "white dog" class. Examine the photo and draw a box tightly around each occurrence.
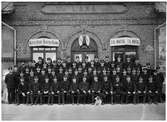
[94,96,102,105]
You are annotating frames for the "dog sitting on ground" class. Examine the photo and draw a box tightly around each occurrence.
[94,96,102,105]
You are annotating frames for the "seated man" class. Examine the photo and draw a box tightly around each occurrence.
[135,76,147,103]
[70,77,79,104]
[60,76,70,104]
[124,75,136,104]
[79,77,89,104]
[16,77,28,104]
[113,75,123,104]
[42,76,51,104]
[146,76,158,104]
[50,76,61,104]
[102,75,111,104]
[28,76,42,105]
[90,76,102,104]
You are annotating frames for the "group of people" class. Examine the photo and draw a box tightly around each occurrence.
[4,55,165,105]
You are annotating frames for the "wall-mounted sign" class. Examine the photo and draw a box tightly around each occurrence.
[29,38,60,47]
[110,37,140,46]
[41,4,127,14]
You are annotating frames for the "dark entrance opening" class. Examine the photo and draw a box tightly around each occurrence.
[71,36,98,62]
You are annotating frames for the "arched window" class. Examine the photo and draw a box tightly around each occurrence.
[71,36,98,62]
[29,37,59,62]
[110,36,140,62]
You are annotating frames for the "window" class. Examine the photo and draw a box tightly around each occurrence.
[32,47,57,62]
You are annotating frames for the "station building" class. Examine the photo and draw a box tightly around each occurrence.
[2,2,166,72]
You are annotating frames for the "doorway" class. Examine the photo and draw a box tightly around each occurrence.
[71,37,98,62]
[111,45,138,62]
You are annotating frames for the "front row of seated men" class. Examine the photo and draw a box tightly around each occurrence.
[15,73,163,105]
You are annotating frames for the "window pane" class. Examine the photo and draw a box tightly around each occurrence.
[74,54,82,62]
[33,48,38,51]
[45,53,56,61]
[51,48,56,50]
[45,48,51,51]
[86,54,95,62]
[33,53,44,62]
[38,48,44,51]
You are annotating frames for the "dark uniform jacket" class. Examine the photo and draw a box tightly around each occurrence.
[91,81,101,92]
[136,81,146,93]
[60,80,69,92]
[113,80,123,94]
[70,83,79,92]
[50,82,60,93]
[124,81,135,93]
[146,81,157,93]
[29,82,41,94]
[39,74,46,85]
[28,76,34,85]
[79,82,89,92]
[102,80,111,92]
[17,83,28,94]
[13,71,20,88]
[57,73,64,82]
[42,82,51,93]
[5,73,15,88]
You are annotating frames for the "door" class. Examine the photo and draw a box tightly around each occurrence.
[71,36,98,62]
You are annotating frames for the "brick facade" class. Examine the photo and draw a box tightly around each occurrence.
[2,2,165,65]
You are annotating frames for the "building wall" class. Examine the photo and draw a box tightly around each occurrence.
[2,2,162,65]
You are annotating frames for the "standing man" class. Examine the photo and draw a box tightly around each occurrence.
[5,67,15,104]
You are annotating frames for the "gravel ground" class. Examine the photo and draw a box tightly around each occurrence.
[2,103,165,120]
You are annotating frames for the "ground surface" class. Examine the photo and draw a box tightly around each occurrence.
[2,103,165,120]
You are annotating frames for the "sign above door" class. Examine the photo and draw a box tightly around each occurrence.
[29,38,60,47]
[110,37,140,46]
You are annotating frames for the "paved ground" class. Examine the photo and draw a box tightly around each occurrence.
[2,103,165,120]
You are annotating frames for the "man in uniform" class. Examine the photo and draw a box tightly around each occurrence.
[13,65,20,94]
[115,55,123,69]
[39,68,46,85]
[16,77,28,104]
[104,56,111,69]
[46,58,53,69]
[102,75,111,104]
[135,76,147,103]
[5,67,15,104]
[146,76,157,104]
[50,76,61,104]
[123,75,136,104]
[85,56,91,68]
[35,66,41,78]
[113,75,123,104]
[90,76,101,104]
[94,56,100,69]
[60,76,70,104]
[70,77,79,104]
[66,57,72,69]
[57,67,64,83]
[42,76,51,104]
[79,77,89,104]
[75,56,82,68]
[35,57,43,69]
[29,76,42,104]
